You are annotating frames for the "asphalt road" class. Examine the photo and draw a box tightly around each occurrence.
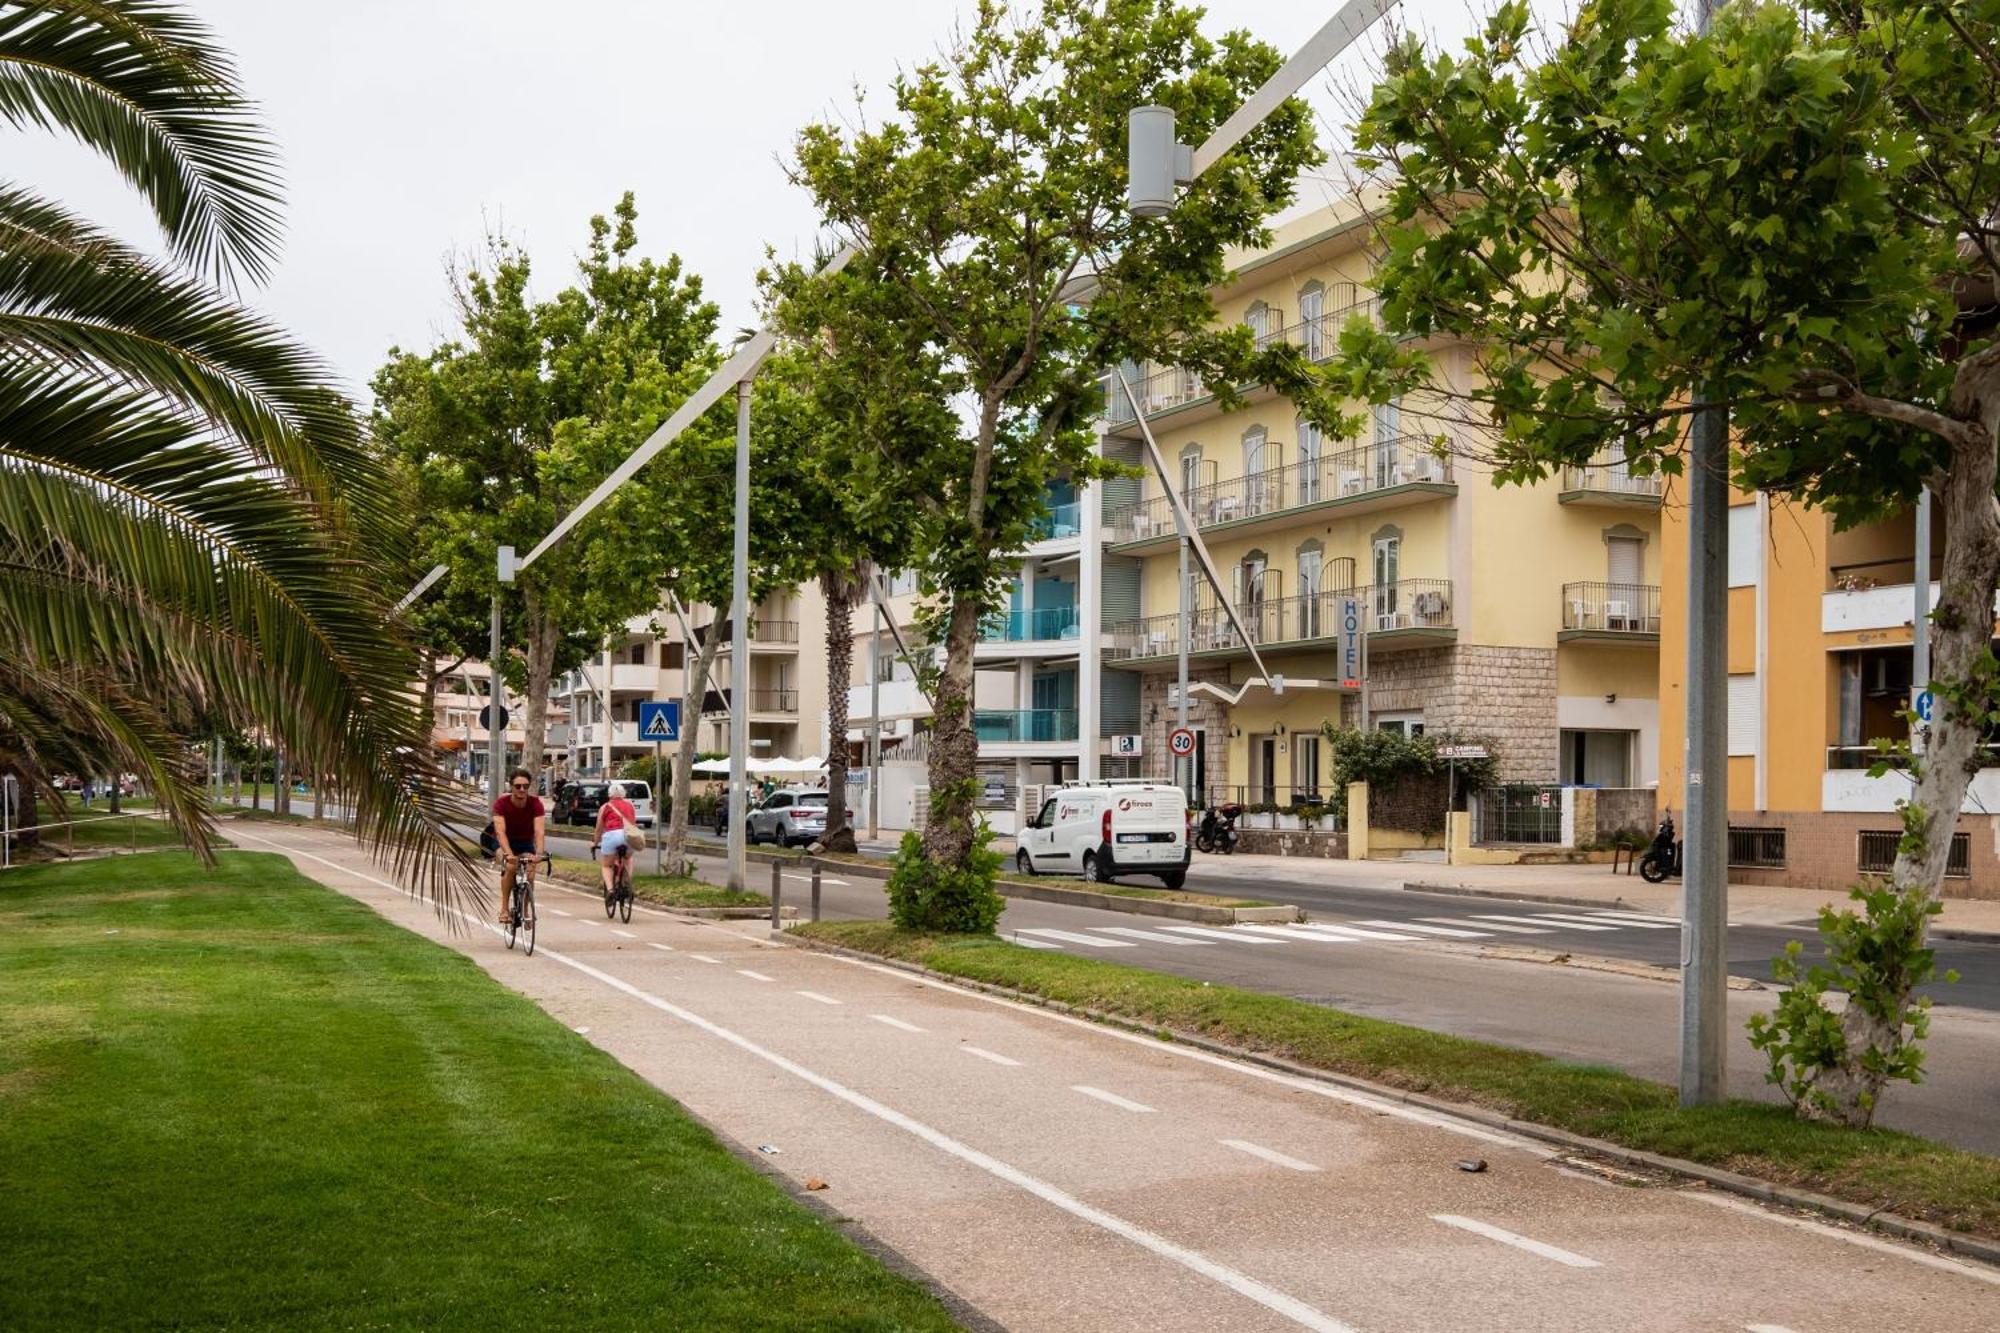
[237,823,2000,1333]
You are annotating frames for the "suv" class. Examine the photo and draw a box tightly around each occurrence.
[745,788,841,848]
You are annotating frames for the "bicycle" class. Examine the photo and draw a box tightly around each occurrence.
[503,852,548,955]
[599,842,634,923]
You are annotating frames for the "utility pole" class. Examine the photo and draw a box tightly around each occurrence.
[1177,533,1191,801]
[868,599,882,840]
[727,380,752,892]
[1679,0,1731,1110]
[489,546,515,804]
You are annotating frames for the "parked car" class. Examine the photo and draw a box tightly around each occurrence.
[745,788,845,848]
[552,779,655,829]
[1014,781,1189,888]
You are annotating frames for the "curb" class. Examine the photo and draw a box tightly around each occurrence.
[780,933,2000,1271]
[1469,943,1765,991]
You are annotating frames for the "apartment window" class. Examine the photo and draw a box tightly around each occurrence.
[1376,713,1425,737]
[875,650,896,683]
[1179,447,1202,501]
[1243,427,1268,513]
[627,644,647,665]
[1298,542,1324,638]
[1727,505,1759,587]
[1727,827,1787,869]
[1859,830,1971,878]
[1561,729,1634,787]
[1372,532,1401,626]
[1727,673,1760,756]
[1372,398,1402,487]
[1297,415,1323,503]
[1299,281,1325,359]
[662,641,684,670]
[1245,300,1275,346]
[1293,734,1321,800]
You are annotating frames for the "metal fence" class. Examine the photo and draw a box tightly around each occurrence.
[1477,785,1564,844]
[1726,826,1787,869]
[1858,829,1971,878]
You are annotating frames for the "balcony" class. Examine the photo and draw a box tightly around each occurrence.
[571,721,643,749]
[972,708,1079,744]
[707,618,802,656]
[1559,455,1663,507]
[609,663,657,692]
[1027,500,1083,543]
[981,606,1081,643]
[1102,291,1382,427]
[1558,582,1662,643]
[702,689,799,717]
[1111,579,1455,664]
[1106,438,1452,550]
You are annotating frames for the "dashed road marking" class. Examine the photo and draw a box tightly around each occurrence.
[962,1045,1022,1067]
[1430,1215,1601,1268]
[1356,919,1489,938]
[1073,1085,1156,1113]
[576,918,599,928]
[1012,936,1063,950]
[1017,928,1135,949]
[646,941,673,952]
[1745,1325,1800,1333]
[547,907,573,917]
[796,990,843,1006]
[1159,924,1284,944]
[1291,922,1420,942]
[1093,925,1211,945]
[1421,916,1550,935]
[1683,1190,2000,1287]
[689,953,722,964]
[1472,913,1613,932]
[612,928,637,939]
[1221,1139,1321,1172]
[1537,912,1674,931]
[1235,924,1357,944]
[870,1014,926,1033]
[737,970,773,982]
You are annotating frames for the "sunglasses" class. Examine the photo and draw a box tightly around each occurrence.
[511,782,530,790]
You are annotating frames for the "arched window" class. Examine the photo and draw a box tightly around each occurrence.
[1242,426,1269,515]
[1298,280,1326,359]
[1297,539,1326,637]
[1296,413,1324,504]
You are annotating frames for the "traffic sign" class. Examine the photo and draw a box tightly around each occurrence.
[479,703,507,731]
[1915,689,1935,724]
[639,700,681,743]
[1169,727,1196,757]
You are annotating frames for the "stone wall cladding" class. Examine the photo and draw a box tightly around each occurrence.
[1236,829,1348,858]
[1594,788,1658,840]
[1336,643,1559,784]
[1371,770,1450,836]
[1726,811,2000,899]
[1137,667,1231,794]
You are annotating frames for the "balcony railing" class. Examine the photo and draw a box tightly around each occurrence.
[1102,293,1383,425]
[1106,437,1450,543]
[1111,579,1453,658]
[972,708,1079,743]
[981,605,1082,643]
[1561,582,1662,635]
[702,689,799,716]
[1561,455,1663,499]
[1028,501,1083,541]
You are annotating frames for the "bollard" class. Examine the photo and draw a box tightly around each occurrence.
[810,862,822,922]
[770,857,782,928]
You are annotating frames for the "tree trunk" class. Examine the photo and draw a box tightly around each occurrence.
[276,749,290,816]
[521,589,558,787]
[107,774,121,815]
[1811,364,2000,1125]
[819,563,865,853]
[665,624,725,875]
[1,762,38,852]
[920,593,985,868]
[251,742,262,810]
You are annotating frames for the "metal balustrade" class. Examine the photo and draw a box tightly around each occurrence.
[980,606,1082,642]
[1560,582,1662,635]
[1028,501,1082,541]
[1105,437,1451,543]
[1110,579,1453,659]
[971,709,1079,743]
[1561,455,1663,498]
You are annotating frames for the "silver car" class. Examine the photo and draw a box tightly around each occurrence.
[745,789,832,847]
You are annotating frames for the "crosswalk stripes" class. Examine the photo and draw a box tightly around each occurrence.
[1004,909,1689,955]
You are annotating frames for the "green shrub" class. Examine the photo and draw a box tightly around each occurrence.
[885,825,1004,934]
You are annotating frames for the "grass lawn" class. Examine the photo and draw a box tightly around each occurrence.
[0,854,959,1331]
[548,856,768,910]
[795,921,2000,1242]
[39,811,186,851]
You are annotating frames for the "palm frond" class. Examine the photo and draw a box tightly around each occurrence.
[0,0,281,283]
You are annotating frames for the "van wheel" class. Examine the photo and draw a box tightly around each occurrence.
[1160,871,1186,891]
[1082,851,1114,885]
[1015,850,1035,876]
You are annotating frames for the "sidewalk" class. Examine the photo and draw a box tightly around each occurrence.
[1196,848,2000,937]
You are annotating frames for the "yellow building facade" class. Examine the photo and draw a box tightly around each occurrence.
[1106,199,1664,811]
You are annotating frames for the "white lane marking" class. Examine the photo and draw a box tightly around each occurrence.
[228,831,1363,1333]
[815,950,1548,1154]
[1431,1215,1602,1268]
[1093,925,1212,945]
[1292,922,1420,942]
[1221,1139,1322,1172]
[689,953,723,965]
[1473,914,1613,932]
[962,1045,1022,1067]
[1356,918,1490,939]
[1236,924,1356,944]
[646,941,673,952]
[737,970,773,982]
[1581,909,1681,925]
[576,918,599,928]
[1159,924,1284,944]
[612,928,637,939]
[1421,916,1551,935]
[547,907,573,917]
[870,1014,926,1033]
[1682,1190,2000,1287]
[1012,936,1063,950]
[796,990,843,1006]
[1017,928,1136,949]
[1745,1325,1800,1333]
[1535,912,1672,931]
[1073,1085,1156,1113]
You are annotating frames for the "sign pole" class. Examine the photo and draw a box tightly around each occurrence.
[653,737,664,876]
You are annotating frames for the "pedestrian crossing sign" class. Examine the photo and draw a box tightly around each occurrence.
[639,700,681,742]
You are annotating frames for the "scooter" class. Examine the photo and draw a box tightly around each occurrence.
[1194,803,1241,855]
[1638,811,1682,883]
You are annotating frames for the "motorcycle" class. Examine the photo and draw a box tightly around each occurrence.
[1194,803,1241,855]
[1638,811,1682,883]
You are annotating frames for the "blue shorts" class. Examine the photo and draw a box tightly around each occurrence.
[599,828,629,856]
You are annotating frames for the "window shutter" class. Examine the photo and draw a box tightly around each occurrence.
[1607,536,1642,587]
[1727,506,1758,587]
[1727,674,1759,756]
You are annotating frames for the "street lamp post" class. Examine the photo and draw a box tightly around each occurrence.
[727,379,753,893]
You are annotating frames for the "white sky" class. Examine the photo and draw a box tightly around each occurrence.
[6,1,1505,400]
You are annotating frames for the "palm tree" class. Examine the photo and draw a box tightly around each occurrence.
[0,2,471,898]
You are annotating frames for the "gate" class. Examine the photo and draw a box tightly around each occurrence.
[1478,785,1563,844]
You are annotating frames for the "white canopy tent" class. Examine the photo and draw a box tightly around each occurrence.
[690,755,826,777]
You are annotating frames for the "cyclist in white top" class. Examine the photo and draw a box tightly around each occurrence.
[595,781,637,895]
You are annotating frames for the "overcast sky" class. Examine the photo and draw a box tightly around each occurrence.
[7,1,1501,400]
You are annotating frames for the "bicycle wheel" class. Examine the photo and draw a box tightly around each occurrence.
[504,870,520,951]
[618,874,633,923]
[520,878,536,956]
[603,874,617,919]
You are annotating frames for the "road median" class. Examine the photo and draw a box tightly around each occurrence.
[787,920,2000,1257]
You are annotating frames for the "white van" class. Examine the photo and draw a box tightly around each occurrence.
[1014,782,1190,889]
[619,779,656,828]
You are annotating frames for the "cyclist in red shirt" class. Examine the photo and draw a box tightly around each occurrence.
[594,781,638,896]
[490,769,546,925]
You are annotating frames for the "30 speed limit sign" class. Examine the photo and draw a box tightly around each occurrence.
[1168,727,1196,757]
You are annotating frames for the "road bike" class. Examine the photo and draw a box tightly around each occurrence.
[600,842,634,923]
[504,853,548,955]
